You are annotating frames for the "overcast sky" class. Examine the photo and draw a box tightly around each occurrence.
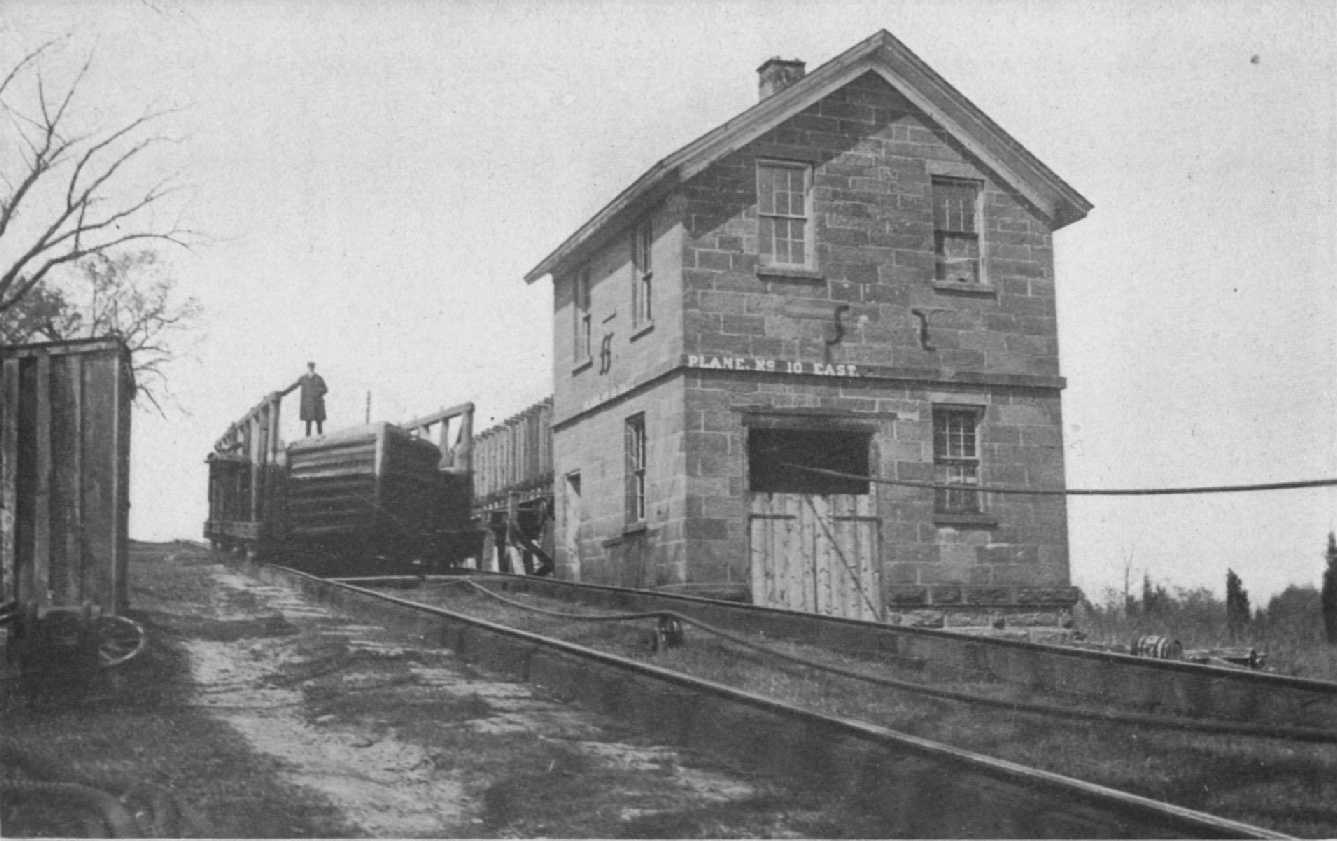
[3,0,1334,603]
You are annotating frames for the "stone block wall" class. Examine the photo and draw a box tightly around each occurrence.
[551,376,687,587]
[678,70,1060,381]
[681,370,1071,612]
[552,204,685,426]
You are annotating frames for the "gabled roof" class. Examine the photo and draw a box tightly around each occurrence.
[524,29,1092,284]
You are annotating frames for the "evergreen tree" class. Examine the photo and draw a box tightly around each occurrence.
[1323,532,1337,645]
[1139,573,1168,615]
[1226,569,1250,641]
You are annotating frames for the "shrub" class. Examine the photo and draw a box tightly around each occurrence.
[1323,532,1337,644]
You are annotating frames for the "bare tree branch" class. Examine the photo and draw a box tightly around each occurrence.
[0,229,189,312]
[0,47,192,317]
[0,38,62,102]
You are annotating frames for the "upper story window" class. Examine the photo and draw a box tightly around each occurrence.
[757,161,813,269]
[631,218,652,328]
[932,177,982,285]
[933,406,983,514]
[624,413,647,524]
[573,268,592,366]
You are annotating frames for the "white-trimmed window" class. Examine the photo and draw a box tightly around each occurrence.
[757,161,813,268]
[625,413,647,524]
[932,177,982,284]
[933,406,982,513]
[631,218,652,328]
[573,268,591,365]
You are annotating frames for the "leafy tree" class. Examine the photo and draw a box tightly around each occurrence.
[0,251,200,411]
[1323,532,1337,645]
[0,281,69,342]
[1226,568,1250,641]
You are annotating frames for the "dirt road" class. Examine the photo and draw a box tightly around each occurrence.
[1,542,882,837]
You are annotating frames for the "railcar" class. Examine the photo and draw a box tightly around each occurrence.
[471,398,554,575]
[205,389,480,571]
[0,338,144,672]
[205,384,555,575]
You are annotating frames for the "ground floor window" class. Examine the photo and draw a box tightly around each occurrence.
[748,427,870,495]
[933,406,983,513]
[625,414,646,523]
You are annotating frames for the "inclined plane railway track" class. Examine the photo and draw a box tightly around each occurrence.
[347,571,1337,732]
[366,575,1337,746]
[250,561,1297,838]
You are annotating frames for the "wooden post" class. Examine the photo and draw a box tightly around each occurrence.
[457,407,474,474]
[268,394,282,464]
[249,413,262,523]
[67,354,84,605]
[1,358,19,606]
[113,345,132,612]
[263,395,281,542]
[33,354,52,609]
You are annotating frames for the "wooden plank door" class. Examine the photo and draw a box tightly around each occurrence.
[748,492,881,621]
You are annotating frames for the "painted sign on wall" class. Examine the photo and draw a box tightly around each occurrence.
[684,354,862,378]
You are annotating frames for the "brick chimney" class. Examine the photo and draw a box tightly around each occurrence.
[757,57,805,99]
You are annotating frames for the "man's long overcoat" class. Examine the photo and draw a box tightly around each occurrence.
[299,373,327,422]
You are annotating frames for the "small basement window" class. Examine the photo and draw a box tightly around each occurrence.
[748,428,870,495]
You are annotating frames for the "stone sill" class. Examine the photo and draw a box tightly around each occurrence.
[756,265,825,283]
[934,512,999,529]
[602,522,649,547]
[629,323,654,342]
[571,358,593,375]
[933,281,997,297]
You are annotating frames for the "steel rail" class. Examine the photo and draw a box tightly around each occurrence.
[415,577,1337,745]
[263,561,1289,839]
[340,571,1337,731]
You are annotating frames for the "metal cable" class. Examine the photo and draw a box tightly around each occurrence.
[97,615,147,668]
[0,738,197,837]
[0,779,141,837]
[455,579,1337,744]
[458,578,664,622]
[778,461,1337,496]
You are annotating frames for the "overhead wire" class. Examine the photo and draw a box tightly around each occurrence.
[777,461,1337,496]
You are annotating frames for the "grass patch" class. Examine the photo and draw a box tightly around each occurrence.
[2,544,357,838]
[1078,582,1337,680]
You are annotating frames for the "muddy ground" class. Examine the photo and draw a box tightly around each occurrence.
[1,542,886,838]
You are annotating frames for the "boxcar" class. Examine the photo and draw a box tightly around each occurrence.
[0,337,141,670]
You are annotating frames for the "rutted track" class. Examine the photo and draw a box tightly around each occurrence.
[254,562,1288,839]
[345,572,1337,730]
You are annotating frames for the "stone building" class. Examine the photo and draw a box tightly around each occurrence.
[523,30,1091,620]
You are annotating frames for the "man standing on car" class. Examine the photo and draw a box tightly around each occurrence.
[299,361,327,437]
